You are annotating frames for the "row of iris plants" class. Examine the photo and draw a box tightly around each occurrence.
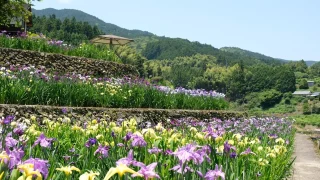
[0,33,121,63]
[0,114,295,179]
[0,65,227,110]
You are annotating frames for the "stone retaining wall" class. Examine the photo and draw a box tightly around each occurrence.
[0,47,138,77]
[0,104,247,125]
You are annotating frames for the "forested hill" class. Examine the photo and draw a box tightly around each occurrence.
[221,47,318,66]
[142,38,282,66]
[32,8,154,38]
[220,47,288,61]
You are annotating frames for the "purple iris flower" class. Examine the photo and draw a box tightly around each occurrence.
[204,164,225,180]
[170,161,194,174]
[6,147,25,169]
[61,108,68,114]
[223,141,236,154]
[132,162,160,179]
[116,149,145,168]
[94,145,109,158]
[230,152,237,158]
[240,147,256,156]
[5,136,18,148]
[171,144,208,165]
[117,143,124,147]
[85,138,97,147]
[123,132,132,141]
[24,158,49,179]
[13,127,24,136]
[2,115,14,124]
[33,133,55,148]
[131,135,147,147]
[148,147,162,154]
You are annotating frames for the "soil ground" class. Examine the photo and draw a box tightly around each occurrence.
[291,133,320,180]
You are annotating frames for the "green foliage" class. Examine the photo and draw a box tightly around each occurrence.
[0,35,121,62]
[29,15,102,45]
[274,66,296,93]
[142,38,268,66]
[287,60,308,73]
[245,90,283,109]
[114,45,146,77]
[259,90,283,109]
[226,62,247,102]
[32,8,155,39]
[303,102,311,115]
[309,61,320,78]
[0,0,39,26]
[220,47,286,65]
[291,114,320,126]
[298,79,309,89]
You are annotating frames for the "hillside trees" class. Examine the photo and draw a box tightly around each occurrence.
[30,15,102,45]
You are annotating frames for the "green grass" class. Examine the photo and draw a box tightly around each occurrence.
[290,114,320,127]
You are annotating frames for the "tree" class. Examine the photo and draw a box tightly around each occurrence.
[274,66,296,93]
[226,61,247,102]
[299,79,309,89]
[0,0,41,26]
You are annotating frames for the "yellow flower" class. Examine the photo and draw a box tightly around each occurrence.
[110,141,115,147]
[79,171,100,180]
[142,128,159,140]
[190,127,198,133]
[257,146,263,151]
[216,145,224,153]
[109,122,116,128]
[92,119,98,124]
[0,172,4,180]
[0,151,9,163]
[228,139,235,145]
[275,138,285,145]
[56,166,80,176]
[103,163,142,180]
[96,134,104,140]
[195,133,204,140]
[258,158,269,166]
[18,163,42,180]
[72,125,82,131]
[233,133,242,141]
[30,115,37,122]
[267,152,276,158]
[215,136,223,143]
[181,138,187,145]
[10,121,17,127]
[112,127,122,134]
[155,123,164,131]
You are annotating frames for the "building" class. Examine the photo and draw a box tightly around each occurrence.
[308,81,315,87]
[0,4,32,35]
[293,91,311,96]
[308,92,320,97]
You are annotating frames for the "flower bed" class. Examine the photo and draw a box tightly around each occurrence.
[0,34,120,63]
[0,115,294,179]
[0,65,227,110]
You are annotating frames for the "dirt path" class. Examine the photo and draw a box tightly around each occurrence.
[292,133,320,180]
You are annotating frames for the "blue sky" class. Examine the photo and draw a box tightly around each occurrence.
[33,0,320,61]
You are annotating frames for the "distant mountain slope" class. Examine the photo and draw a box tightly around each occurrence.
[221,47,318,66]
[141,38,273,66]
[32,8,155,39]
[305,61,318,67]
[220,47,288,62]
